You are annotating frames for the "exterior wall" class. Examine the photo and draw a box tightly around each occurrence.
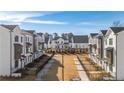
[117,31,124,80]
[72,43,88,49]
[11,26,24,72]
[104,29,116,75]
[0,26,11,76]
[34,34,43,59]
[49,38,70,51]
[23,33,33,65]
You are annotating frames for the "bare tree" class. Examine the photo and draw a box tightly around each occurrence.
[112,21,124,27]
[53,33,58,38]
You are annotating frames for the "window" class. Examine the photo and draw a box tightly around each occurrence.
[21,37,23,43]
[109,38,113,45]
[15,36,19,42]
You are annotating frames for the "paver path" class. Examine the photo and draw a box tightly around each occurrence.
[74,59,89,81]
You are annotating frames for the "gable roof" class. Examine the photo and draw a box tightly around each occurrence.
[37,33,43,36]
[53,36,68,40]
[101,30,107,35]
[1,25,17,31]
[110,27,124,33]
[73,35,88,43]
[26,30,35,34]
[22,29,33,36]
[90,33,98,37]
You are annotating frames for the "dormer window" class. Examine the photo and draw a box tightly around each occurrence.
[15,36,19,42]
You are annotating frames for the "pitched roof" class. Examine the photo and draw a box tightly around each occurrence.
[1,25,17,30]
[26,30,35,34]
[101,30,107,35]
[37,33,43,36]
[110,27,124,33]
[53,36,68,40]
[73,35,88,43]
[22,29,33,36]
[90,33,98,37]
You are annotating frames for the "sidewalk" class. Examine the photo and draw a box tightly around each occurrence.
[74,58,89,81]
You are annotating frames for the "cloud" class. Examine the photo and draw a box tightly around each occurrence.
[77,22,94,25]
[24,19,68,25]
[0,12,43,22]
[77,21,111,27]
[0,12,68,25]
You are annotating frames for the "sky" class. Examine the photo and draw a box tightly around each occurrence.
[0,11,124,35]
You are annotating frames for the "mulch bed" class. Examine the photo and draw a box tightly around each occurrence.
[77,54,112,81]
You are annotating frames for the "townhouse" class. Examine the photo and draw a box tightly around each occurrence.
[44,34,52,49]
[89,27,124,80]
[0,25,24,76]
[44,34,89,53]
[37,32,45,50]
[88,33,99,63]
[0,25,45,76]
[49,36,70,52]
[22,30,33,65]
[27,30,43,60]
[104,27,124,80]
[71,35,89,52]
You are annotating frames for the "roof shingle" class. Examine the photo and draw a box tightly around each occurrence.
[110,27,124,33]
[1,25,17,31]
[73,35,88,43]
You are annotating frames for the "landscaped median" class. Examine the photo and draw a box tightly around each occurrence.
[77,54,113,81]
[0,53,54,81]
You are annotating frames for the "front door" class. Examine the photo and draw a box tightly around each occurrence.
[107,49,113,71]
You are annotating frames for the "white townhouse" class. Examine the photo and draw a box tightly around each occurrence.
[0,25,24,76]
[97,30,107,59]
[37,33,45,50]
[27,30,43,60]
[96,30,107,68]
[44,35,53,49]
[49,36,70,52]
[89,27,124,80]
[22,30,33,65]
[71,35,89,50]
[104,27,124,80]
[89,30,109,73]
[88,33,98,58]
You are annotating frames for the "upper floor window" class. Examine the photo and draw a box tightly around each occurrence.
[109,38,113,45]
[21,37,23,43]
[15,36,19,42]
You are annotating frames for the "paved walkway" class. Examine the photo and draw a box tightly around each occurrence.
[35,59,54,80]
[74,58,89,81]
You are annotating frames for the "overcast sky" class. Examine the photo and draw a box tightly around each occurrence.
[1,11,124,35]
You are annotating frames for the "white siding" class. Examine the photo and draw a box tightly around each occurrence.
[117,31,124,80]
[0,26,11,76]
